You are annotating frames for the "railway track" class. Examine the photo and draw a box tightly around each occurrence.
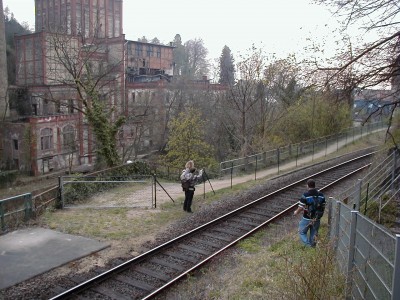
[50,153,373,300]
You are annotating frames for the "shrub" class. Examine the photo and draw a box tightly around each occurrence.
[0,170,18,188]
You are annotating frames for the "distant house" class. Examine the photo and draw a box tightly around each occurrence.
[352,89,395,122]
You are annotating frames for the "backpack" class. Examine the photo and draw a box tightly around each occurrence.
[181,179,191,191]
[306,195,325,219]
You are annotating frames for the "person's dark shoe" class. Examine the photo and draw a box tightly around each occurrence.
[187,210,193,213]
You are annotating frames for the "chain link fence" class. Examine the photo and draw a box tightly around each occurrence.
[329,150,400,299]
[60,175,155,209]
[329,201,399,299]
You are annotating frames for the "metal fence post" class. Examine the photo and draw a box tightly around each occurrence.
[354,179,362,210]
[255,156,258,180]
[346,210,358,299]
[333,200,341,251]
[0,201,4,231]
[392,235,400,300]
[24,193,33,221]
[312,141,315,161]
[337,134,339,151]
[153,174,157,208]
[277,147,280,174]
[231,162,233,189]
[59,176,64,209]
[392,151,397,190]
[325,137,328,156]
[364,182,370,215]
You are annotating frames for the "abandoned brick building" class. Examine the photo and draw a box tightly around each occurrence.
[0,0,223,176]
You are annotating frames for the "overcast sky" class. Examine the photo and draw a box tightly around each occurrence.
[3,0,349,62]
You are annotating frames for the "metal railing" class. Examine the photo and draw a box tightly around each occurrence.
[336,150,399,212]
[220,121,386,178]
[0,193,32,231]
[329,201,400,299]
[329,150,400,299]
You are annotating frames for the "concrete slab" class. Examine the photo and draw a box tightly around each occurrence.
[0,228,109,290]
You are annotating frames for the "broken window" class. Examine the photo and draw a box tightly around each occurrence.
[32,103,38,116]
[42,158,54,173]
[13,139,19,150]
[63,125,75,151]
[68,99,74,113]
[40,128,53,150]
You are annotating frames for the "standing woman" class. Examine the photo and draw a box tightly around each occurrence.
[181,160,203,212]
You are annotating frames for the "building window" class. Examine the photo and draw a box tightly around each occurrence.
[40,128,53,150]
[13,139,19,150]
[43,99,49,115]
[42,158,53,173]
[32,103,38,116]
[13,159,19,169]
[147,45,153,57]
[135,44,142,57]
[68,99,74,113]
[63,125,75,150]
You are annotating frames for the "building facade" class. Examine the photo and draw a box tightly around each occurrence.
[0,0,8,118]
[1,0,225,176]
[34,0,123,39]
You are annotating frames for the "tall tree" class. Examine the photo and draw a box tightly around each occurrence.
[182,38,209,79]
[219,45,235,85]
[221,46,265,156]
[4,7,31,84]
[45,33,125,167]
[172,34,186,76]
[164,109,216,169]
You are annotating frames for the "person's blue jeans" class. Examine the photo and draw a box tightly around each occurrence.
[298,217,320,247]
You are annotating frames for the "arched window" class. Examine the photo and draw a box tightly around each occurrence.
[40,128,53,150]
[63,125,75,150]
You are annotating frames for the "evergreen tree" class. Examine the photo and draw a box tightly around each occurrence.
[172,34,186,76]
[164,109,216,169]
[138,36,148,43]
[150,37,160,44]
[219,45,235,85]
[4,7,31,84]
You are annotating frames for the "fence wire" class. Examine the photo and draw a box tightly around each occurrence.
[330,150,400,299]
[331,202,397,300]
[60,175,155,209]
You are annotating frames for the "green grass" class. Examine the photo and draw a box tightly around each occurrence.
[157,217,345,299]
